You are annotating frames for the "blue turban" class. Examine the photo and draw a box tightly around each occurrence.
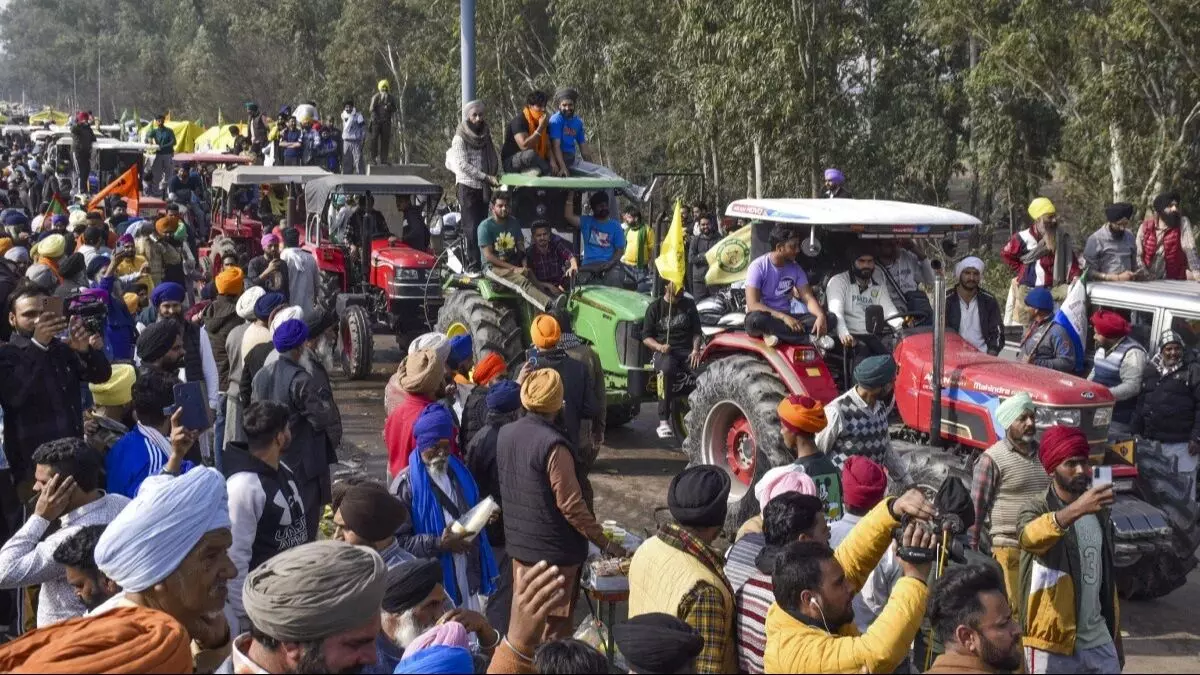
[86,255,110,280]
[485,379,521,413]
[413,404,455,451]
[395,645,474,674]
[150,281,186,307]
[51,214,68,227]
[1,211,28,227]
[854,354,897,388]
[272,318,310,352]
[446,335,473,368]
[1025,287,1054,312]
[254,291,286,320]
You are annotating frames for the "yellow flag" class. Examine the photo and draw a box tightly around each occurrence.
[655,200,687,287]
[705,225,753,286]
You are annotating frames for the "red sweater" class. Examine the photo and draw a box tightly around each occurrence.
[383,393,460,479]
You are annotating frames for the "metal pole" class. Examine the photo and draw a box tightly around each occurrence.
[460,0,476,107]
[930,270,947,447]
[97,41,101,118]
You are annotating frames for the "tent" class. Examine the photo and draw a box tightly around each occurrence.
[194,121,251,152]
[30,109,69,125]
[138,120,206,153]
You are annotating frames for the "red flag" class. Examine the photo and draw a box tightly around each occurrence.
[87,164,140,215]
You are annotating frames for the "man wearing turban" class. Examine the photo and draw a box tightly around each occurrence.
[816,355,910,483]
[1136,191,1200,280]
[967,391,1048,615]
[1016,425,1121,673]
[1084,202,1143,282]
[822,167,851,198]
[527,314,599,483]
[629,465,737,673]
[250,318,339,540]
[201,266,245,456]
[497,369,624,640]
[391,404,498,618]
[1133,330,1200,511]
[1000,198,1081,315]
[93,467,237,672]
[86,363,138,454]
[149,281,221,415]
[1087,309,1146,433]
[369,79,398,165]
[1017,286,1080,374]
[945,256,1003,354]
[246,233,289,297]
[458,350,506,450]
[332,480,413,569]
[384,348,458,479]
[225,541,387,674]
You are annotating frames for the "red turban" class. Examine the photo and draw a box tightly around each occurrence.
[1039,425,1090,473]
[842,456,888,511]
[472,352,507,386]
[1091,310,1130,340]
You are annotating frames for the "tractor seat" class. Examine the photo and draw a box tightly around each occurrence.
[717,312,746,329]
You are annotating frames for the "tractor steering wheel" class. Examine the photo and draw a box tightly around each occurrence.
[877,310,930,337]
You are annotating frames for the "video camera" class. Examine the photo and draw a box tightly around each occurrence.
[65,290,108,335]
[893,476,974,565]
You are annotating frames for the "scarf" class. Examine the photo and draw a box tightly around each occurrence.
[522,107,549,159]
[1152,353,1185,380]
[406,449,498,603]
[455,120,499,178]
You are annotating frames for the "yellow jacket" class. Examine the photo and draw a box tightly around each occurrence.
[763,499,928,674]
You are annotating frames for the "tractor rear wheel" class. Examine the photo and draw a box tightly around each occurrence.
[340,305,373,380]
[317,271,341,317]
[682,354,790,534]
[435,289,523,367]
[900,447,973,500]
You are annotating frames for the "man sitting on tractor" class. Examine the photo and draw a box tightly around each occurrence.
[815,354,910,483]
[873,239,934,320]
[344,194,390,261]
[564,191,626,285]
[1018,287,1078,374]
[527,221,578,295]
[826,245,902,369]
[743,225,828,347]
[1087,310,1146,434]
[396,195,430,252]
[480,192,555,311]
[642,280,703,440]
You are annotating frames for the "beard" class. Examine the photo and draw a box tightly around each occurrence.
[977,632,1023,672]
[1043,226,1058,251]
[1162,211,1183,228]
[390,609,435,649]
[1054,471,1090,497]
[427,458,449,478]
[292,641,362,675]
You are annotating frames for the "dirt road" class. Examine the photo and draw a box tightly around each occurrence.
[333,336,1200,671]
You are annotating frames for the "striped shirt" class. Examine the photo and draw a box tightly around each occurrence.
[735,570,776,674]
[724,532,766,595]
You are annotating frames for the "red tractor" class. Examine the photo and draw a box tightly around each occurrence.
[686,198,1181,597]
[302,174,444,379]
[200,165,330,276]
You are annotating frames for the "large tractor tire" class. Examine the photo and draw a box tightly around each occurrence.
[340,305,373,380]
[1116,530,1197,600]
[317,270,342,317]
[901,446,973,499]
[435,289,523,367]
[606,402,640,429]
[682,355,790,534]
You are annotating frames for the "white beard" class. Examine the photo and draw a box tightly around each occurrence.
[390,609,434,649]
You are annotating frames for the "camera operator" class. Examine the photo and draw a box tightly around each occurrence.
[1017,425,1121,673]
[763,488,935,674]
[86,253,140,363]
[926,564,1023,674]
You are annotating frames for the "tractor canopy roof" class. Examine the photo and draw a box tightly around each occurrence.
[173,152,254,166]
[304,174,443,210]
[55,136,152,152]
[210,165,330,192]
[726,198,981,237]
[498,174,630,191]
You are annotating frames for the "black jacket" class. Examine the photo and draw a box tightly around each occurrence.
[945,287,1004,355]
[458,384,489,452]
[466,415,511,546]
[203,296,242,391]
[1132,360,1200,443]
[222,442,310,569]
[530,348,597,449]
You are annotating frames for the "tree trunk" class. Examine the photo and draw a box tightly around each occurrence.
[709,133,721,207]
[1101,61,1125,202]
[753,135,764,198]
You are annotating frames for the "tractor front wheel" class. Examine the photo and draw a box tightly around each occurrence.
[340,305,373,380]
[682,354,790,533]
[435,289,523,367]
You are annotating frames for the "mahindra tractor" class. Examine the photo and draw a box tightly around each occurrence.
[201,165,330,277]
[436,174,657,427]
[303,174,444,379]
[685,198,1188,600]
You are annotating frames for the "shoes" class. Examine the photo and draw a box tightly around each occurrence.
[656,421,674,439]
[763,334,780,348]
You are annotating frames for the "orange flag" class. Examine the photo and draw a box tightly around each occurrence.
[87,163,140,214]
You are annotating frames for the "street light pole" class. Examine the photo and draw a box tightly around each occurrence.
[461,0,476,107]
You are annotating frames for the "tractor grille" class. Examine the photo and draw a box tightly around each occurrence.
[388,268,443,300]
[615,320,649,370]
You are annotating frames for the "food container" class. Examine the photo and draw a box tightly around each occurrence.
[450,496,498,540]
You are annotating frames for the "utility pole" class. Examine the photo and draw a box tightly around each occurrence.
[97,41,102,118]
[460,0,476,106]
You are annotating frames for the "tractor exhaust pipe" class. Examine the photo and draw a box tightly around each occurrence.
[930,263,946,448]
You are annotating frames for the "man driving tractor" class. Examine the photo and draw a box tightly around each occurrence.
[480,191,556,311]
[826,245,903,369]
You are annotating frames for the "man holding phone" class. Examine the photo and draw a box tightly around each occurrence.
[1016,425,1121,673]
[105,369,199,498]
[0,284,111,497]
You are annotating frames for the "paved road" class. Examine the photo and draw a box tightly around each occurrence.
[332,335,1200,671]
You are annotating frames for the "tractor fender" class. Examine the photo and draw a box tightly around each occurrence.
[307,245,346,275]
[699,332,837,400]
[335,294,369,317]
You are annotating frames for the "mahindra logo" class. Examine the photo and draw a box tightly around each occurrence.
[1081,391,1095,400]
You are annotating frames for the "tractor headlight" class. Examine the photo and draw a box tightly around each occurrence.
[1093,407,1113,429]
[1036,407,1081,428]
[394,268,420,281]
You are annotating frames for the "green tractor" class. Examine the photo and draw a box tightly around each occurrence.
[436,175,657,426]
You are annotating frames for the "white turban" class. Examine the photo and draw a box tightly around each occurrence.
[95,467,231,593]
[68,209,89,228]
[995,392,1035,430]
[408,332,451,363]
[236,286,266,321]
[955,256,984,280]
[270,305,304,333]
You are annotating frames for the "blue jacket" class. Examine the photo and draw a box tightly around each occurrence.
[106,425,194,498]
[97,277,138,362]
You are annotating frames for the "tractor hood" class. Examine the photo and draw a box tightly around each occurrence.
[369,239,437,269]
[572,285,651,322]
[898,331,1114,406]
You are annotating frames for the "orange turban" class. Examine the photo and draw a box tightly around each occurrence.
[155,216,179,235]
[0,238,12,256]
[777,394,828,434]
[472,352,507,386]
[0,605,193,673]
[531,314,561,349]
[123,292,140,315]
[214,266,245,296]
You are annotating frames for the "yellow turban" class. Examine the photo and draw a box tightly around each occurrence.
[155,216,178,236]
[521,368,564,415]
[378,79,390,92]
[0,238,12,256]
[89,364,137,407]
[38,234,66,259]
[123,292,140,315]
[1028,197,1056,221]
[531,314,561,349]
[214,266,245,296]
[399,349,445,397]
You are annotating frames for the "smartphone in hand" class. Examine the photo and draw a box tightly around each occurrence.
[41,296,64,317]
[172,382,210,431]
[1092,465,1113,488]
